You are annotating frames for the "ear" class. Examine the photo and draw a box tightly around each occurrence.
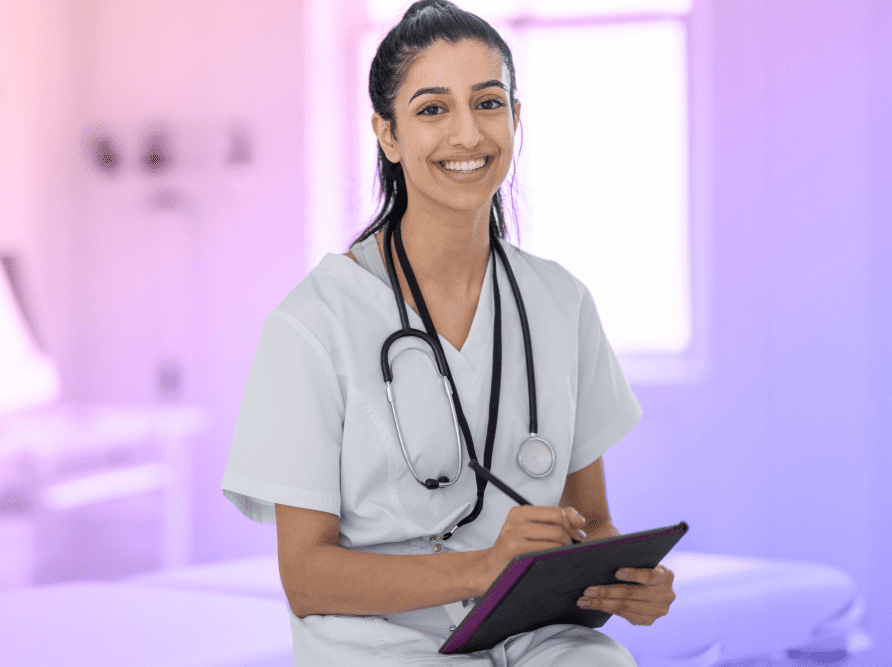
[513,100,521,133]
[372,114,401,165]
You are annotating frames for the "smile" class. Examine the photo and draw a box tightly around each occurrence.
[437,156,491,179]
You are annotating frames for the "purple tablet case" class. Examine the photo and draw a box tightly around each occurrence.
[439,521,689,654]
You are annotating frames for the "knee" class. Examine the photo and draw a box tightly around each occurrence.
[599,634,638,667]
[617,644,638,667]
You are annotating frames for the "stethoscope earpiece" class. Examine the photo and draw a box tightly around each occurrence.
[424,476,450,489]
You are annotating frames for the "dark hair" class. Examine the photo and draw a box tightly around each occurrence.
[348,0,523,250]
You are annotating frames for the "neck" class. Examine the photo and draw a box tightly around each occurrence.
[395,208,492,299]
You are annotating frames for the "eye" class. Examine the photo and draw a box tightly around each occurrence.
[418,98,505,116]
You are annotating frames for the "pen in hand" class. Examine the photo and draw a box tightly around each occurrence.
[468,459,581,544]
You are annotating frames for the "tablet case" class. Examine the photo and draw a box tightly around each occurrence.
[439,520,689,654]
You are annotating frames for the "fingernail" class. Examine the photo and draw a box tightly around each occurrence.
[577,529,587,539]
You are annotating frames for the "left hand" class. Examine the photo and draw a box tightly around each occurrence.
[576,564,676,626]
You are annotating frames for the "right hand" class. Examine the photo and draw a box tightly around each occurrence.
[478,505,588,591]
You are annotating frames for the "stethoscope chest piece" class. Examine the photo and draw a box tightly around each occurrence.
[517,435,555,478]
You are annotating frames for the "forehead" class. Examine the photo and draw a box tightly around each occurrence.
[402,39,507,94]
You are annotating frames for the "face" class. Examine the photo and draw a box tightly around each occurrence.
[373,38,521,222]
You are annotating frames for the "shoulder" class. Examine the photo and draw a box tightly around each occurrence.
[276,253,358,308]
[501,240,586,310]
[263,254,367,351]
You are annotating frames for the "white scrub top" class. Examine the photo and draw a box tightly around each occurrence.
[222,233,643,666]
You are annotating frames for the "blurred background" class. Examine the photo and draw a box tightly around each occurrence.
[0,0,889,665]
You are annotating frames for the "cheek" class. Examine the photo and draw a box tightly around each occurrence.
[499,130,515,162]
[496,145,514,177]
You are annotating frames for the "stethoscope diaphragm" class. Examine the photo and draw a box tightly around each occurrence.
[517,435,555,478]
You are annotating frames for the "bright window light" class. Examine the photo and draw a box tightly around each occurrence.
[0,262,60,415]
[519,19,691,356]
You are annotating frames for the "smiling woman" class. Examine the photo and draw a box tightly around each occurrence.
[358,36,521,297]
[223,1,644,665]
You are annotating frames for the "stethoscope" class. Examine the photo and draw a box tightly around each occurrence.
[379,214,555,540]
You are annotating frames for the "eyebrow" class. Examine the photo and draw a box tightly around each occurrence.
[408,79,506,106]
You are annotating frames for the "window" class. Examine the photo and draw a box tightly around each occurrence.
[351,0,707,384]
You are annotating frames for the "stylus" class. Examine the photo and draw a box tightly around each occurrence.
[468,459,581,544]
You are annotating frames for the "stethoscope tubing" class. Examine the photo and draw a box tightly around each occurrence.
[379,219,539,437]
[379,215,553,501]
[490,235,538,436]
[384,343,464,488]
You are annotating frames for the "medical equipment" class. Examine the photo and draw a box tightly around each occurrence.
[379,215,555,540]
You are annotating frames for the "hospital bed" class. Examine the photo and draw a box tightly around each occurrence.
[0,579,293,667]
[0,550,872,667]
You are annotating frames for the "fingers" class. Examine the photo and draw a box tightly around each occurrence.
[584,584,675,605]
[519,521,575,547]
[576,565,677,626]
[514,506,586,545]
[655,564,675,585]
[579,594,671,624]
[518,506,585,536]
[617,565,675,586]
[562,506,586,522]
[577,586,673,620]
[562,506,586,529]
[560,507,585,542]
[522,505,584,525]
[548,522,575,546]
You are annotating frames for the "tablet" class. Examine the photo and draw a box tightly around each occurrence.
[439,521,689,654]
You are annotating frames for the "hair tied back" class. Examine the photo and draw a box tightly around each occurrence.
[404,0,450,20]
[348,0,523,251]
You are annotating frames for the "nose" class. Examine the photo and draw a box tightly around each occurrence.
[449,108,483,147]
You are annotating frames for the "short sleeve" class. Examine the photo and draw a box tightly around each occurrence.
[568,284,643,474]
[221,309,344,524]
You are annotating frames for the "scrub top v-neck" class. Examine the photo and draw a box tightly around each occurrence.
[352,231,495,369]
[223,234,642,555]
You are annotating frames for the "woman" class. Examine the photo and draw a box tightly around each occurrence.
[222,1,676,664]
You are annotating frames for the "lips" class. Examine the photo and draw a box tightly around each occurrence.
[437,156,490,172]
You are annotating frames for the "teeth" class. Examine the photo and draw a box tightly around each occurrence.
[441,157,487,172]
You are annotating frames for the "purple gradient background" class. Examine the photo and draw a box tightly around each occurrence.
[1,0,889,665]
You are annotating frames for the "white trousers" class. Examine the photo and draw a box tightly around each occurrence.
[290,606,638,666]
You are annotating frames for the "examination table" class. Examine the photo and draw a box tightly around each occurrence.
[0,550,872,666]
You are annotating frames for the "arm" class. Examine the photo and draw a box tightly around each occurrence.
[292,546,490,618]
[277,503,490,618]
[558,456,622,540]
